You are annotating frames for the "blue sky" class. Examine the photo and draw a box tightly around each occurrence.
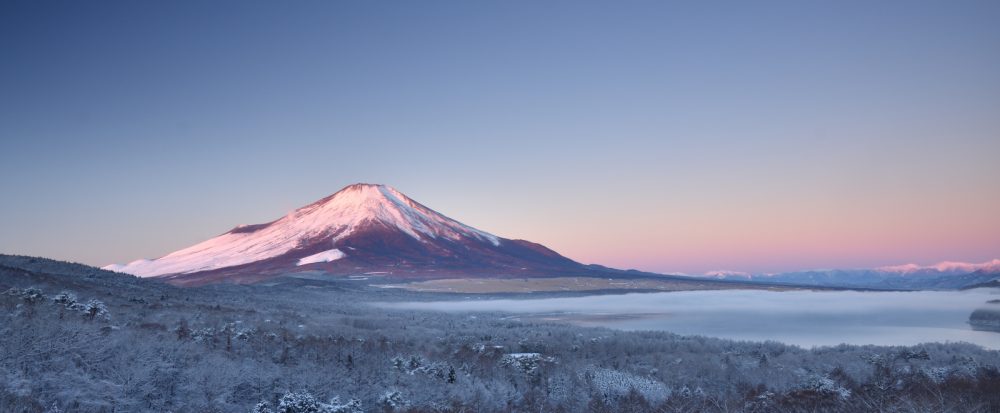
[2,0,999,273]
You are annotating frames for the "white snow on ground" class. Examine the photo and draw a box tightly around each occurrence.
[505,353,540,359]
[104,184,502,277]
[296,249,346,266]
[585,367,670,403]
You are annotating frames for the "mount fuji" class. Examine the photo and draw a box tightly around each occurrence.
[105,184,630,285]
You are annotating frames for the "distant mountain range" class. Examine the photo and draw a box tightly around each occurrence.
[696,259,1000,290]
[104,184,648,285]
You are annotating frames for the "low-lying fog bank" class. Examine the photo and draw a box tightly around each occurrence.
[379,289,1000,349]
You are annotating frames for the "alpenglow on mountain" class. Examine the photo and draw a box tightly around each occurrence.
[105,184,608,285]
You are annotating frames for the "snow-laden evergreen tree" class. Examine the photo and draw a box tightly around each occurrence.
[327,397,363,413]
[51,291,77,306]
[251,401,273,413]
[277,391,323,413]
[83,299,109,320]
[251,391,362,413]
[377,390,408,411]
[5,286,45,304]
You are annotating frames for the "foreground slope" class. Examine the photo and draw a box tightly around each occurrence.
[4,254,1000,412]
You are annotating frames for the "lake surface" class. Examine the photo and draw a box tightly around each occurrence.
[381,289,1000,349]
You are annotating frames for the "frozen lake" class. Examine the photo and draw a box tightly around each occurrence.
[382,288,1000,349]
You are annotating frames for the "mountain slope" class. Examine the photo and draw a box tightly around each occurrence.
[105,184,613,285]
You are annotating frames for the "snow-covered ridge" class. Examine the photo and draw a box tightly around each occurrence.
[703,270,751,279]
[876,259,1000,274]
[104,184,502,277]
[698,258,1000,279]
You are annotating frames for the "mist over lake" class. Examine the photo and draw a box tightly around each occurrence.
[381,289,1000,349]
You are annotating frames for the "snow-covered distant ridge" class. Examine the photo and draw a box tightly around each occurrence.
[876,259,1000,274]
[104,183,502,277]
[700,259,1000,278]
[702,270,752,279]
[695,258,1000,289]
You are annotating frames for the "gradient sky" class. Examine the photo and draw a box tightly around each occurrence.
[2,0,999,274]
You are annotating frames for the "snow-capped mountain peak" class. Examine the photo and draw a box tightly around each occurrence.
[279,183,500,247]
[105,183,503,277]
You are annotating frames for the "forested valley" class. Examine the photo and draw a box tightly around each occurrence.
[3,255,999,413]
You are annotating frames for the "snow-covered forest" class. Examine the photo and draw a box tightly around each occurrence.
[2,255,999,412]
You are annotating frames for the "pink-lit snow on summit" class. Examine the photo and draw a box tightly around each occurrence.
[104,184,501,277]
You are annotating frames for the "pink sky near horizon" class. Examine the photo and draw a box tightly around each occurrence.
[525,225,1000,275]
[2,178,998,275]
[458,180,1000,274]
